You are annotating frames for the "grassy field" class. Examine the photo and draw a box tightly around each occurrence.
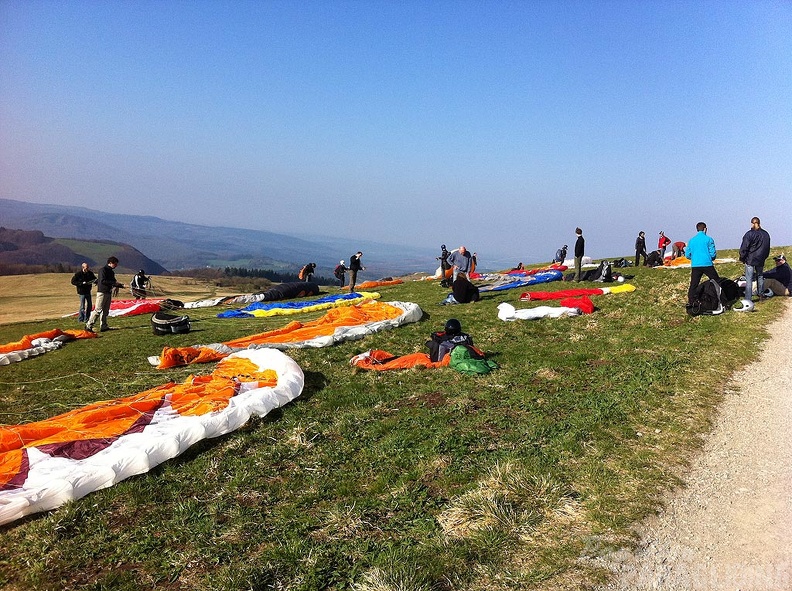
[0,251,787,590]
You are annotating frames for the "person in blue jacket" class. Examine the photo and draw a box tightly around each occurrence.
[685,222,720,306]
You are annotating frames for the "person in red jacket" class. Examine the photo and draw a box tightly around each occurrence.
[658,231,671,259]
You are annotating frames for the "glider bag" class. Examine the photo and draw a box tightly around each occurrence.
[151,311,192,335]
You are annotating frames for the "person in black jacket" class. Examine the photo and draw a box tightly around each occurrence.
[574,228,585,281]
[349,252,365,292]
[634,231,647,267]
[70,262,96,322]
[451,273,480,303]
[739,217,771,301]
[86,257,125,333]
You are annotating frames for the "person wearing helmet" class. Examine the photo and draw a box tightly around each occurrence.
[333,260,347,288]
[130,269,150,299]
[554,245,568,264]
[437,244,451,287]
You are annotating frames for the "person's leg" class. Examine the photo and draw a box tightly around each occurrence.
[756,264,765,297]
[688,268,706,303]
[350,269,357,292]
[87,292,106,330]
[99,294,112,331]
[574,256,582,281]
[635,252,640,267]
[744,264,755,300]
[763,278,789,296]
[78,294,87,322]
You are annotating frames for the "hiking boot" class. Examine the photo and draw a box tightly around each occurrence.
[85,326,95,333]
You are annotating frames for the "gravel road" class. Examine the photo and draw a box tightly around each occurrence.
[601,300,792,591]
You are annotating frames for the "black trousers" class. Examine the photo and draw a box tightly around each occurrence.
[688,266,720,303]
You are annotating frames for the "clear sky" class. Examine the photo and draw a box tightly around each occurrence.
[1,0,790,266]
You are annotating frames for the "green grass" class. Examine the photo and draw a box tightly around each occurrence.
[0,249,787,590]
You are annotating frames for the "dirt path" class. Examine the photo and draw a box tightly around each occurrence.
[601,299,792,590]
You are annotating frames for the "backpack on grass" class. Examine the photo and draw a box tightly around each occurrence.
[151,311,191,335]
[686,280,724,316]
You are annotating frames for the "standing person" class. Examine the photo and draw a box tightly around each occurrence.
[70,262,96,323]
[299,262,316,282]
[130,269,150,299]
[573,228,584,281]
[739,217,771,301]
[447,246,472,282]
[333,260,347,288]
[634,232,647,267]
[86,256,125,333]
[658,231,671,259]
[684,222,719,306]
[348,252,365,292]
[437,244,451,286]
[671,241,686,260]
[762,254,790,296]
[553,245,568,264]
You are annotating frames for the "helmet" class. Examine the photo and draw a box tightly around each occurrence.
[733,298,755,312]
[444,318,462,336]
[763,288,774,298]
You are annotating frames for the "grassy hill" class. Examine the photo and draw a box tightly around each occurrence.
[0,250,788,590]
[0,228,167,275]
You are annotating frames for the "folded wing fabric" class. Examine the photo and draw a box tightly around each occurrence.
[151,300,423,369]
[520,283,636,301]
[0,348,303,526]
[0,349,304,524]
[218,291,380,318]
[0,329,97,366]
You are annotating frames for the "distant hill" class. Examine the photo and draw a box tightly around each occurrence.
[0,198,435,277]
[0,227,167,274]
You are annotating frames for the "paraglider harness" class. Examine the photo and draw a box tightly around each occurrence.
[425,330,480,362]
[686,278,740,317]
[151,311,192,335]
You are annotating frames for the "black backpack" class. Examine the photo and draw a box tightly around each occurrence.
[686,280,724,316]
[151,312,191,335]
[718,278,740,307]
[334,265,345,279]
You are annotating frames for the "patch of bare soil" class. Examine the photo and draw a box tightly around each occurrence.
[0,274,241,325]
[599,300,792,590]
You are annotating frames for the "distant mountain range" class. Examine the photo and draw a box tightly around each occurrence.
[0,198,435,277]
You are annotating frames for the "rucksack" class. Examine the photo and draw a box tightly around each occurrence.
[333,265,344,279]
[593,261,613,282]
[425,331,474,362]
[718,278,740,307]
[686,280,724,316]
[151,311,191,335]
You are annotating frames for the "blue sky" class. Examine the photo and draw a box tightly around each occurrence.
[1,0,790,267]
